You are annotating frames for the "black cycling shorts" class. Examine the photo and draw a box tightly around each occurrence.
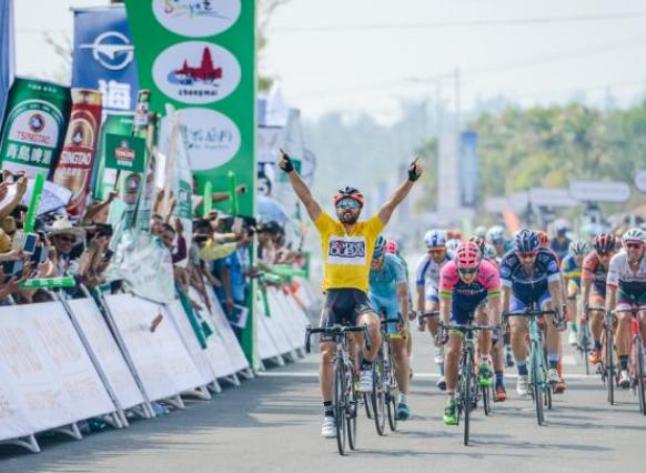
[319,288,375,342]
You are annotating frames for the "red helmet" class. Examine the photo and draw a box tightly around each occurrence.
[333,186,364,208]
[594,233,616,254]
[385,239,399,254]
[455,241,480,270]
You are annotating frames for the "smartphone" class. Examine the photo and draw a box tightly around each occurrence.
[12,231,38,255]
[2,260,23,283]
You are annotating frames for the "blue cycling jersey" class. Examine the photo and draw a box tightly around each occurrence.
[369,253,406,319]
[499,247,561,304]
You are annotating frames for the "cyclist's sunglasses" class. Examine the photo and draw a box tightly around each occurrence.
[597,251,612,257]
[458,268,477,276]
[428,248,446,255]
[336,198,360,210]
[625,242,644,250]
[517,251,538,259]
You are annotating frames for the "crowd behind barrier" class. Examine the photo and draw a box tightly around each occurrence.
[0,169,318,454]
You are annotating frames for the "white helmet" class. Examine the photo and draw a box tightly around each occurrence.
[487,225,505,244]
[474,226,487,239]
[623,227,646,244]
[424,229,447,249]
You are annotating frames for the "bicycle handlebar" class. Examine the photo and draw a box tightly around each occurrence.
[419,311,440,319]
[504,310,556,317]
[440,321,499,332]
[305,325,371,353]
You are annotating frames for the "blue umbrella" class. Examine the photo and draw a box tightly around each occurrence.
[257,195,290,226]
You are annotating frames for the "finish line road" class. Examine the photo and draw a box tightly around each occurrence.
[1,330,643,473]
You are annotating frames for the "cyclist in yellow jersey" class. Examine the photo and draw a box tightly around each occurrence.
[278,149,423,438]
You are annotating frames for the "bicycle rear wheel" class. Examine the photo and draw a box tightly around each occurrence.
[386,357,398,431]
[347,371,358,450]
[333,361,347,455]
[371,358,386,436]
[363,393,372,419]
[463,355,472,445]
[606,326,615,405]
[482,384,492,416]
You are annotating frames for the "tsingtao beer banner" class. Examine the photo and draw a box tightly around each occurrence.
[124,0,256,217]
[0,78,71,178]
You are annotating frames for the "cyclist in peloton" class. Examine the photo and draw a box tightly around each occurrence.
[581,233,617,365]
[562,240,590,347]
[488,226,515,368]
[369,236,412,420]
[385,239,415,379]
[605,228,646,388]
[438,241,502,425]
[278,150,423,438]
[500,229,565,396]
[487,226,513,261]
[415,229,451,390]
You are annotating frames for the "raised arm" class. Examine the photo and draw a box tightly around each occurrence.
[278,149,322,221]
[377,159,423,225]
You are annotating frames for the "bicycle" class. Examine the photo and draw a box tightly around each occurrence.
[599,310,618,405]
[506,305,558,426]
[440,318,497,445]
[614,308,646,415]
[369,310,401,435]
[305,324,371,456]
[577,308,595,376]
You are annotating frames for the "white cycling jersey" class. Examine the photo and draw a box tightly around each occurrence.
[415,253,451,301]
[606,251,646,301]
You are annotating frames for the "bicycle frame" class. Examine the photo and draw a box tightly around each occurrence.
[305,324,371,455]
[507,304,555,425]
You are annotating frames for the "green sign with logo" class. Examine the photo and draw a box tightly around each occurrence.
[124,0,257,365]
[105,134,146,173]
[0,78,71,178]
[124,0,256,218]
[93,113,134,200]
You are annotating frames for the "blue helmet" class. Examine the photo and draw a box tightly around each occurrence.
[515,228,539,253]
[373,235,387,259]
[424,229,447,249]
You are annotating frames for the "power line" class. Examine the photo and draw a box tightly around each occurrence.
[271,11,646,33]
[288,35,646,98]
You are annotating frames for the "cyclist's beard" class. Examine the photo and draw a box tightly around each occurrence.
[337,209,359,224]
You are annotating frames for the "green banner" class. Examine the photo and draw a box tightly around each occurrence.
[124,0,256,218]
[105,134,146,173]
[93,113,134,200]
[0,78,71,178]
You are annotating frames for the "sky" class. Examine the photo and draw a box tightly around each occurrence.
[13,0,646,122]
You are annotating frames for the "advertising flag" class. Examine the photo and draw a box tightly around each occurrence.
[0,78,71,178]
[124,0,256,218]
[72,7,139,114]
[0,0,15,122]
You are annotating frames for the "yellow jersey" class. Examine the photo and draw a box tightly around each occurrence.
[314,212,385,293]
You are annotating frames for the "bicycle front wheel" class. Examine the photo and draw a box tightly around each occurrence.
[463,354,472,445]
[636,342,646,415]
[531,344,545,425]
[606,325,615,405]
[333,360,347,455]
[386,357,398,431]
